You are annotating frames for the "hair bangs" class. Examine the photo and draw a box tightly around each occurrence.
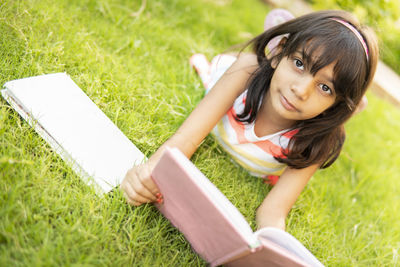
[279,22,369,108]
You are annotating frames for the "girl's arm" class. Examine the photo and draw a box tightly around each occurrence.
[256,164,318,230]
[121,53,259,206]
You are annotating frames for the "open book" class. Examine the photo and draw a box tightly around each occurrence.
[1,73,146,193]
[152,147,324,267]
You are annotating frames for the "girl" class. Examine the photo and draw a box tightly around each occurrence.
[121,10,379,231]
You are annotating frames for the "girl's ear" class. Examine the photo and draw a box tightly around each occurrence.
[270,56,279,69]
[268,37,287,69]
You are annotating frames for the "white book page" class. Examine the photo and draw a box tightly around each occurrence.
[170,148,260,248]
[1,88,92,183]
[3,73,146,193]
[255,227,325,267]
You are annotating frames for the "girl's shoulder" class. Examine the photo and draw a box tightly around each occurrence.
[234,52,258,69]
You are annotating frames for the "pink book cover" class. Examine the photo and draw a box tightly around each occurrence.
[151,147,324,267]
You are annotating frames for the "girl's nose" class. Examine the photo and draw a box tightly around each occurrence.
[290,75,314,100]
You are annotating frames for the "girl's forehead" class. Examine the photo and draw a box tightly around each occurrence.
[287,39,342,75]
[295,41,328,59]
[287,44,326,63]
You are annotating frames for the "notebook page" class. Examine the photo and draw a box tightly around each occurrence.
[2,73,146,193]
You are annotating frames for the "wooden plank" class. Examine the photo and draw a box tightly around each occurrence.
[371,61,400,107]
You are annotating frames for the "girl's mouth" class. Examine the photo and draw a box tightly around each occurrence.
[280,94,298,112]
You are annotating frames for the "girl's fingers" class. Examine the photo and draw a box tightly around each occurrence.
[123,165,158,201]
[120,164,163,207]
[137,165,160,197]
[124,193,147,207]
[121,180,152,206]
[130,173,158,202]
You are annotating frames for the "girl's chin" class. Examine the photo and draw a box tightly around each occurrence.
[272,105,298,124]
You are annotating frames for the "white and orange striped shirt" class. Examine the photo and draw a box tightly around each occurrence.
[204,54,297,181]
[212,90,297,178]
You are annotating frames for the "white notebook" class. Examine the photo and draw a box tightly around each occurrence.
[1,73,146,193]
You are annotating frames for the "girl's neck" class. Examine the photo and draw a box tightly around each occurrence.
[254,91,296,137]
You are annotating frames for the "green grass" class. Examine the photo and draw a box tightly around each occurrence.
[1,0,399,266]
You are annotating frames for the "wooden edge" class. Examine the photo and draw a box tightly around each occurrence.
[370,60,400,107]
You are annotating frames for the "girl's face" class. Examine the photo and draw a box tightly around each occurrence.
[266,51,336,124]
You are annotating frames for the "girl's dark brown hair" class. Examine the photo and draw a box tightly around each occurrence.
[236,10,379,169]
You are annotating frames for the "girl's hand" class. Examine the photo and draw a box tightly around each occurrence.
[120,162,162,206]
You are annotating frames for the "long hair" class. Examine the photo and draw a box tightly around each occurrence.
[236,10,379,169]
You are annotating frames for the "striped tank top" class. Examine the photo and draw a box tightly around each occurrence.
[205,54,297,180]
[212,90,297,178]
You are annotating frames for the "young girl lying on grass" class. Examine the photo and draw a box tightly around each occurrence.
[121,10,378,231]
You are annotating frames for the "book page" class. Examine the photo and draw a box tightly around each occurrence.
[255,227,324,267]
[1,89,93,183]
[2,73,146,193]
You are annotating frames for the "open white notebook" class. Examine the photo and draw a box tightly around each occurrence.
[1,73,145,193]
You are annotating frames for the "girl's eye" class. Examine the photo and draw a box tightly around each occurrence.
[294,59,304,70]
[319,84,333,95]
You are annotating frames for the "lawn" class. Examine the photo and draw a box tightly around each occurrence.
[1,0,400,266]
